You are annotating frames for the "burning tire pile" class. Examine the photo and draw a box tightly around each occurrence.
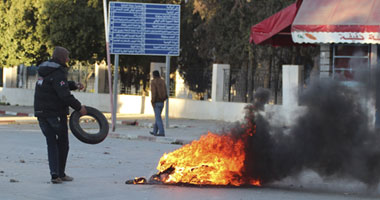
[127,80,380,189]
[125,89,269,187]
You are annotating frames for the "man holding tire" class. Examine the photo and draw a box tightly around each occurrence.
[34,46,87,184]
[149,70,168,137]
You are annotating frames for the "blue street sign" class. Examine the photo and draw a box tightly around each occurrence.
[109,2,180,56]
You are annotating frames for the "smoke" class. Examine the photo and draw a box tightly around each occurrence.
[239,72,380,187]
[252,87,271,111]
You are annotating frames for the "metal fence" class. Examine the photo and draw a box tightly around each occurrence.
[3,64,283,104]
[224,66,283,104]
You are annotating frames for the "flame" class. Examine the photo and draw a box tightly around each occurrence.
[156,131,261,186]
[133,177,147,184]
[125,177,148,185]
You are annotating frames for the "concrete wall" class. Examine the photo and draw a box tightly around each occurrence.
[0,87,256,122]
[168,98,248,121]
[0,64,306,123]
[174,70,193,99]
[0,87,35,105]
[282,65,303,107]
[3,66,18,88]
[212,64,230,102]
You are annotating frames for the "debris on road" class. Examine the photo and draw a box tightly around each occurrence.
[122,120,138,126]
[9,179,19,183]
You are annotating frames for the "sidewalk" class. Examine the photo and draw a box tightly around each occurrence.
[0,105,233,145]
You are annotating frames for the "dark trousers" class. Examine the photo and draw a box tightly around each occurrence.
[38,115,69,178]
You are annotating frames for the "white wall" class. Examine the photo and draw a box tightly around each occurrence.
[212,64,230,102]
[168,98,249,121]
[282,65,303,107]
[0,88,35,105]
[0,64,307,123]
[0,87,258,122]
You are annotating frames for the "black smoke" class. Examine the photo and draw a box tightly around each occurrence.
[238,76,380,187]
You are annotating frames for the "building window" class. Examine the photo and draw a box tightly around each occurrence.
[332,45,370,81]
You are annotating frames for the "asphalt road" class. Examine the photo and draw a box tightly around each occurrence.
[0,124,379,200]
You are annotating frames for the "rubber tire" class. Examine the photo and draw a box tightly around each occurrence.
[69,106,109,144]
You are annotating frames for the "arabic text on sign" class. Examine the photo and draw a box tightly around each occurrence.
[109,2,180,56]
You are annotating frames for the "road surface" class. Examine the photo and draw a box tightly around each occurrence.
[0,124,378,200]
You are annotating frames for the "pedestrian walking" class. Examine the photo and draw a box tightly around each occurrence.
[149,70,168,137]
[34,46,87,183]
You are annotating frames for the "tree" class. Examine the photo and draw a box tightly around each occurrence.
[0,1,6,66]
[0,0,46,67]
[37,0,108,91]
[0,0,106,67]
[37,0,105,63]
[0,0,319,101]
[177,0,212,94]
[189,0,258,101]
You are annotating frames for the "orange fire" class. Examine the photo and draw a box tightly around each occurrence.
[156,131,261,186]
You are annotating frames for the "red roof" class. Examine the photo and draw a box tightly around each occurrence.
[292,0,380,32]
[250,2,299,46]
[291,0,380,44]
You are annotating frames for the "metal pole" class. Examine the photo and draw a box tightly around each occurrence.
[103,0,115,131]
[112,54,119,131]
[165,56,170,128]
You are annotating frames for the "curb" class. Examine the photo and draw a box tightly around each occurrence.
[0,117,191,130]
[108,132,191,145]
[0,110,34,117]
[0,120,18,124]
[0,110,193,145]
[0,110,192,128]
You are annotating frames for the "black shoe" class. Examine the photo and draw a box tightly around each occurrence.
[60,175,74,181]
[149,132,156,136]
[51,177,63,184]
[155,134,165,137]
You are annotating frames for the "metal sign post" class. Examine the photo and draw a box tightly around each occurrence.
[102,0,115,131]
[108,2,180,129]
[112,54,119,132]
[165,56,170,128]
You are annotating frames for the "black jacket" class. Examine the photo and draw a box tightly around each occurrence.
[34,59,82,117]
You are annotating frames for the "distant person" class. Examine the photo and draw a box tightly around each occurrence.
[34,46,87,184]
[149,70,168,137]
